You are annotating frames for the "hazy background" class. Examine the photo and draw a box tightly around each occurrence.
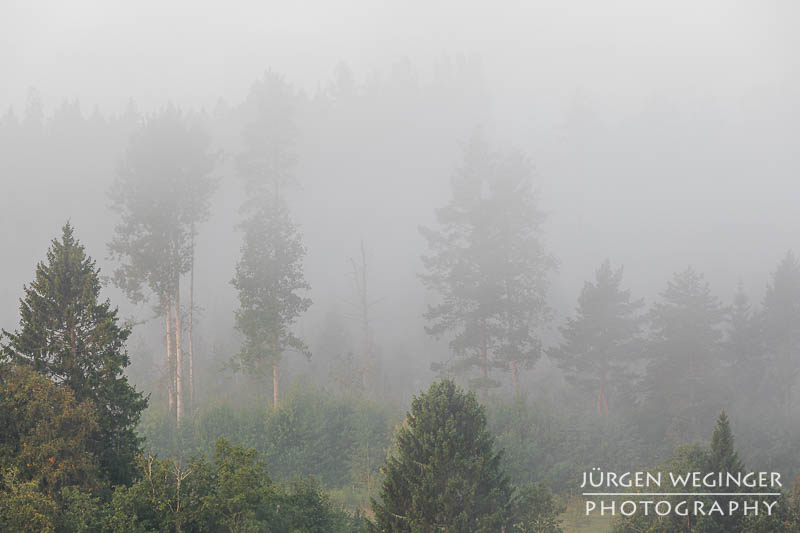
[2,0,800,399]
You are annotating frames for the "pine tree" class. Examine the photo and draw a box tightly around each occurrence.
[645,267,727,443]
[551,260,643,418]
[759,251,800,410]
[725,283,760,404]
[109,107,217,424]
[2,223,147,485]
[231,198,311,409]
[232,72,311,410]
[369,379,514,533]
[420,133,554,396]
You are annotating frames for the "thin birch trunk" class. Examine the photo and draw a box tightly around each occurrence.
[272,360,279,410]
[174,286,183,425]
[188,234,195,411]
[165,293,175,416]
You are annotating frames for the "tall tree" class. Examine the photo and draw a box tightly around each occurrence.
[551,260,643,418]
[232,72,311,409]
[369,379,514,533]
[758,251,800,410]
[420,133,554,396]
[231,199,311,410]
[645,267,726,442]
[2,223,147,484]
[109,107,216,424]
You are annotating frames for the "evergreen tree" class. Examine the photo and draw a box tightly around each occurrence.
[420,133,554,396]
[2,223,147,485]
[645,267,726,443]
[551,260,643,418]
[231,198,311,409]
[232,71,311,410]
[758,251,800,409]
[369,379,514,533]
[725,283,760,404]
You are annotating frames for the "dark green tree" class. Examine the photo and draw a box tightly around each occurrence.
[2,224,147,485]
[644,267,726,443]
[369,379,514,532]
[420,133,555,396]
[551,260,643,418]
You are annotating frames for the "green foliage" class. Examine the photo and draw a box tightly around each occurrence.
[0,364,103,497]
[138,382,396,493]
[420,133,554,394]
[370,379,515,532]
[511,483,565,533]
[2,224,147,485]
[105,438,362,533]
[0,467,58,533]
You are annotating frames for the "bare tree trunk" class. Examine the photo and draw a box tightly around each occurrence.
[272,360,279,410]
[165,293,175,416]
[174,286,183,425]
[188,235,195,411]
[511,360,519,397]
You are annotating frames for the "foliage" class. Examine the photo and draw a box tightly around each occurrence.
[2,224,147,485]
[370,379,516,532]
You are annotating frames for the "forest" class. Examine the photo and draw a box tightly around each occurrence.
[3,2,800,532]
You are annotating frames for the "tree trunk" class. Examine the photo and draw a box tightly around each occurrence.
[511,360,519,397]
[188,240,195,411]
[272,360,279,410]
[174,286,183,425]
[165,293,175,416]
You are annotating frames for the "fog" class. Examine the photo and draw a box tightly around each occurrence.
[3,0,800,506]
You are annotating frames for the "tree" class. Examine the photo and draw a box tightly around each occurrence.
[724,283,760,406]
[232,71,311,410]
[706,411,745,533]
[551,260,643,418]
[644,267,726,443]
[758,251,800,410]
[109,107,217,424]
[369,379,515,533]
[420,133,554,396]
[2,224,147,485]
[231,198,311,409]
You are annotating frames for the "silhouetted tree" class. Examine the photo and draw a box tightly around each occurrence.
[551,260,643,418]
[420,133,554,396]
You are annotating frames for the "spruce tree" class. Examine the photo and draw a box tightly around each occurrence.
[420,133,554,396]
[551,260,643,418]
[2,223,147,485]
[759,251,800,409]
[645,267,726,442]
[369,379,514,533]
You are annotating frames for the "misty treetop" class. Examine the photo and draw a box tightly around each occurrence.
[109,107,218,425]
[421,132,555,396]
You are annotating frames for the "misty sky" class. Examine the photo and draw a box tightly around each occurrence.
[3,0,800,345]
